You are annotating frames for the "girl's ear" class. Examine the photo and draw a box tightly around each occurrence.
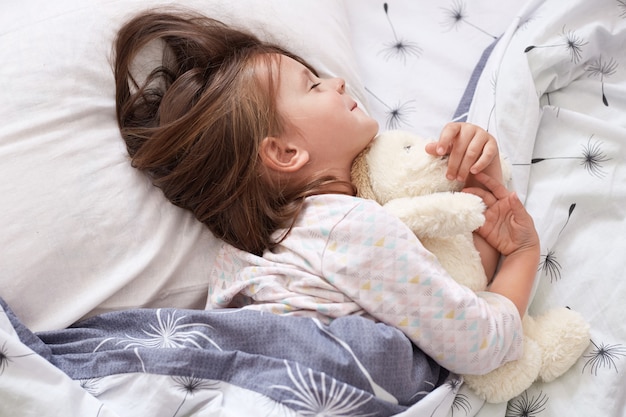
[259,136,309,173]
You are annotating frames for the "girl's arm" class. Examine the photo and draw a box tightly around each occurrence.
[323,199,526,375]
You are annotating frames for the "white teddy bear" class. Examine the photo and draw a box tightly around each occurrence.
[351,129,590,403]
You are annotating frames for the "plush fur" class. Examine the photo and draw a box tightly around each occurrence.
[351,130,590,403]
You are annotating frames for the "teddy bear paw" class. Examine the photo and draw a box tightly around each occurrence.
[524,308,591,382]
[451,192,486,230]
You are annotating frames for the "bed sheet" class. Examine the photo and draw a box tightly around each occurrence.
[347,0,626,416]
[345,0,527,139]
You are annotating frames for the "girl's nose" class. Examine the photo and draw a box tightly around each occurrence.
[334,77,346,93]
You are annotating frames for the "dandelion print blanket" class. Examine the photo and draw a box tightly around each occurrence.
[347,0,626,415]
[1,298,483,417]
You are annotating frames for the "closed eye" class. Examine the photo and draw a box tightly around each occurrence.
[310,82,321,90]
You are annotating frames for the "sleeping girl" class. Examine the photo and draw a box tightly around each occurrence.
[114,8,539,388]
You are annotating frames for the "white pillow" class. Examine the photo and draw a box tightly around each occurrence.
[0,0,365,331]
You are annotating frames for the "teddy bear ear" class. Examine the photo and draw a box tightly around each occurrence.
[351,148,377,200]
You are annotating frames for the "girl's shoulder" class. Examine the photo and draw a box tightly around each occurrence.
[301,194,391,225]
[304,194,383,213]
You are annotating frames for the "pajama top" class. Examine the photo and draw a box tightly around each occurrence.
[207,193,523,375]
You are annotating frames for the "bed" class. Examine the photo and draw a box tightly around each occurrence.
[1,0,624,416]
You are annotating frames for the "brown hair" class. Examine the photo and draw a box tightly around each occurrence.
[114,9,342,255]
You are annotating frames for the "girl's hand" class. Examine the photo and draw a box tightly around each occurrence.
[463,173,539,257]
[425,122,501,185]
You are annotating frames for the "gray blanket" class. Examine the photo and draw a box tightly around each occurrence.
[1,299,452,416]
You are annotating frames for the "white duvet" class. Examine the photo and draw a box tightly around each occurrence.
[350,0,626,415]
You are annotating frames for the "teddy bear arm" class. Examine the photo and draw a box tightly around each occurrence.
[383,193,485,237]
[464,309,591,403]
[523,309,590,382]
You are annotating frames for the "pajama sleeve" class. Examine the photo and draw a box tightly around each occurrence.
[320,200,524,375]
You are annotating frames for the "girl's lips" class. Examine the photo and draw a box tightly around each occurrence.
[350,101,358,111]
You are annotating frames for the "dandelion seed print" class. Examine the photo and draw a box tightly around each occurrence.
[424,378,464,416]
[93,309,222,352]
[451,393,471,416]
[0,342,9,375]
[539,249,562,282]
[560,203,576,235]
[538,203,574,282]
[580,137,611,177]
[173,375,218,394]
[586,56,618,106]
[524,26,587,63]
[582,340,626,375]
[440,0,497,39]
[0,340,35,376]
[531,135,610,178]
[379,3,422,63]
[506,390,548,417]
[80,378,103,397]
[365,87,415,130]
[271,361,374,417]
[445,378,462,393]
[171,376,219,417]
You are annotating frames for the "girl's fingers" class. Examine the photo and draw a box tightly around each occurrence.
[424,141,441,156]
[508,192,531,223]
[472,172,510,199]
[454,131,489,180]
[438,122,460,142]
[437,122,462,155]
[441,124,470,180]
[468,135,495,174]
[436,123,498,182]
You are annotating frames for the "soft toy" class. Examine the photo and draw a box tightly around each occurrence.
[351,129,590,403]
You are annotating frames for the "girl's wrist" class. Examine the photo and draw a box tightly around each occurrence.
[490,247,539,316]
[506,242,540,262]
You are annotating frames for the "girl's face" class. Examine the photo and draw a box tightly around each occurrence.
[269,55,379,180]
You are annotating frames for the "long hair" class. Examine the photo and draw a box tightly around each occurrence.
[114,10,339,255]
